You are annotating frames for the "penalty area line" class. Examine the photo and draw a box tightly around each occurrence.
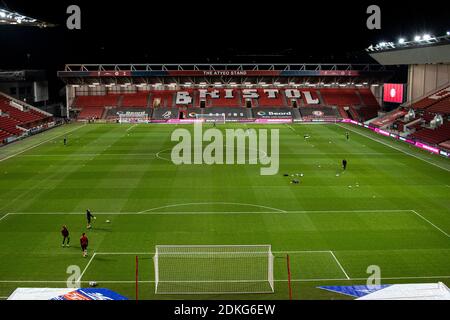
[329,251,350,280]
[77,252,97,283]
[411,210,450,238]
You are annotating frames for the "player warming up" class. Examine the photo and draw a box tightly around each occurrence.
[86,209,96,229]
[346,132,349,141]
[342,159,347,171]
[80,233,89,257]
[61,225,70,247]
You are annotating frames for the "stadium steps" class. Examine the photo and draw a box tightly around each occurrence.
[146,93,152,108]
[315,90,325,106]
[355,90,365,106]
[338,107,349,119]
[348,106,360,121]
[281,90,289,107]
[117,95,124,108]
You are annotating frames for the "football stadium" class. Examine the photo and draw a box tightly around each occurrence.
[0,1,449,307]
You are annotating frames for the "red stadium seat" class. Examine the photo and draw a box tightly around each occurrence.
[410,122,450,145]
[121,92,150,108]
[410,86,450,110]
[320,89,361,106]
[78,107,105,119]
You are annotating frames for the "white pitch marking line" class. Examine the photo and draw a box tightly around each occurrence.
[94,250,333,256]
[411,210,450,238]
[2,275,450,284]
[77,252,97,283]
[329,251,350,280]
[3,209,418,216]
[337,123,450,172]
[126,124,138,132]
[0,213,10,222]
[0,124,86,163]
[138,202,287,214]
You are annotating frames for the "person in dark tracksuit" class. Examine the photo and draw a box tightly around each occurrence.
[61,225,70,247]
[86,209,96,229]
[342,159,347,171]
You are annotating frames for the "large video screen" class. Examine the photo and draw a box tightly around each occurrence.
[383,83,404,103]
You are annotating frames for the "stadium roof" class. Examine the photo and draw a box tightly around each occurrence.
[0,7,55,27]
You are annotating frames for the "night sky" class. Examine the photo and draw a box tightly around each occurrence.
[0,0,448,98]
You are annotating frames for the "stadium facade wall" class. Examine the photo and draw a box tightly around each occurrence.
[407,64,450,103]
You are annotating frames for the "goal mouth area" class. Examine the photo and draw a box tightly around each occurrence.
[155,280,275,295]
[153,245,275,295]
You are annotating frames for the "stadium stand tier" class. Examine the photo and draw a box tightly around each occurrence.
[0,93,53,145]
[70,88,380,122]
[409,122,450,145]
[410,86,450,112]
[371,109,408,128]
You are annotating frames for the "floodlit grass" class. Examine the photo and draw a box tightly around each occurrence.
[0,123,449,300]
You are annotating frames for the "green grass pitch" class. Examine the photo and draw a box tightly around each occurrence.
[0,122,449,300]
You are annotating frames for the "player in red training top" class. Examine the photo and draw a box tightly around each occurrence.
[61,225,70,247]
[80,233,89,257]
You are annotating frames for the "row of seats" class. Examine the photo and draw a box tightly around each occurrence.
[0,129,12,142]
[410,122,450,145]
[0,93,54,145]
[0,96,47,124]
[426,97,450,114]
[78,107,105,119]
[73,88,378,109]
[320,89,362,106]
[410,86,450,113]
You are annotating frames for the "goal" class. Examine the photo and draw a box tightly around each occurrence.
[195,113,226,124]
[153,245,275,295]
[118,111,150,124]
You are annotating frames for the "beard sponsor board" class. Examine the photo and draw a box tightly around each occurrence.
[252,108,299,120]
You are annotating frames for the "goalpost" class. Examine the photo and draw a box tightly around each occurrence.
[195,113,226,124]
[153,245,275,295]
[118,111,150,124]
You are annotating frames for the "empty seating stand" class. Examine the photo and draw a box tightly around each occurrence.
[0,94,51,141]
[427,97,450,114]
[121,93,149,107]
[320,89,361,106]
[256,89,287,107]
[411,86,450,111]
[150,91,174,108]
[73,95,119,108]
[78,107,105,120]
[410,122,450,145]
[207,89,241,107]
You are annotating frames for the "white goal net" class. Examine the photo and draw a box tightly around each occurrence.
[153,245,275,295]
[195,113,226,124]
[118,111,149,124]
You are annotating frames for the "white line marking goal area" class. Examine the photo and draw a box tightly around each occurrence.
[78,250,351,283]
[1,209,448,238]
